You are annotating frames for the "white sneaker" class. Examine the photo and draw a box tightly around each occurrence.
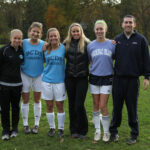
[10,131,18,138]
[103,132,110,142]
[2,134,9,140]
[94,132,101,141]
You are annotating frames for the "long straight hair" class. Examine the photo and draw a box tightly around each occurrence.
[63,23,90,53]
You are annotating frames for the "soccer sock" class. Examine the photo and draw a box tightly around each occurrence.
[34,102,41,126]
[57,112,65,130]
[93,111,100,133]
[101,115,110,133]
[46,112,55,129]
[99,110,102,122]
[21,103,29,126]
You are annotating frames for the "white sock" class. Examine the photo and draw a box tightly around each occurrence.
[21,103,29,126]
[93,111,100,133]
[34,102,41,126]
[99,111,102,122]
[46,112,55,129]
[57,112,65,130]
[101,115,110,133]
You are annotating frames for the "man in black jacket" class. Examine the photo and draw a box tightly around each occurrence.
[109,15,150,145]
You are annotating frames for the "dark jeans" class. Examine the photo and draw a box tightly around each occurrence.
[0,85,22,134]
[65,77,88,135]
[109,76,139,139]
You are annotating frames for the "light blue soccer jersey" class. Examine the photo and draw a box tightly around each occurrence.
[42,44,65,83]
[87,40,115,76]
[21,39,44,77]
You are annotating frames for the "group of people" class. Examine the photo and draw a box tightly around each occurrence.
[0,14,150,145]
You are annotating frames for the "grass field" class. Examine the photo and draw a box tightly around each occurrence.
[0,77,150,150]
[0,43,150,149]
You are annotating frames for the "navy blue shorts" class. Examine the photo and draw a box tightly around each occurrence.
[89,74,113,86]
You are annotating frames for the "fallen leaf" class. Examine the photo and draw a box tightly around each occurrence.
[60,137,64,143]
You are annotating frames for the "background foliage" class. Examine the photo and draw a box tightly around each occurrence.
[0,0,150,43]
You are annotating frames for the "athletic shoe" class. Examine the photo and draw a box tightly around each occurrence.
[94,132,101,141]
[10,130,18,138]
[79,134,86,139]
[110,134,119,142]
[103,132,110,142]
[31,125,39,134]
[24,126,31,134]
[2,134,9,140]
[71,133,79,138]
[48,128,55,137]
[58,129,64,138]
[126,137,136,145]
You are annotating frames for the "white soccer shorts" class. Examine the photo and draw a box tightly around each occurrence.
[89,84,112,94]
[21,72,42,92]
[41,82,66,101]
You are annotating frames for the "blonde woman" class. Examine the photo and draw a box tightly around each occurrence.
[64,23,90,139]
[87,20,115,142]
[21,22,45,134]
[0,29,24,140]
[41,28,66,138]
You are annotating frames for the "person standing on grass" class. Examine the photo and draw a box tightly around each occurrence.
[109,15,150,145]
[21,22,45,134]
[0,29,24,140]
[64,23,90,139]
[41,28,66,138]
[87,20,115,142]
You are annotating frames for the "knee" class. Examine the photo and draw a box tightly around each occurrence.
[47,107,53,113]
[56,102,64,113]
[22,99,29,104]
[22,93,30,103]
[100,105,108,115]
[46,103,54,113]
[93,104,99,112]
[34,92,41,103]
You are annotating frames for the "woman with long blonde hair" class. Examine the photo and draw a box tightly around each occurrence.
[64,23,90,139]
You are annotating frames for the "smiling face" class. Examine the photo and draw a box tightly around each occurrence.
[122,17,136,35]
[71,25,81,40]
[48,30,59,46]
[29,27,42,41]
[10,31,22,48]
[95,23,107,40]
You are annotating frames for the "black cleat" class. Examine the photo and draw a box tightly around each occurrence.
[31,125,39,134]
[24,126,31,134]
[71,133,79,138]
[48,128,55,137]
[110,134,119,142]
[126,137,136,145]
[58,129,64,138]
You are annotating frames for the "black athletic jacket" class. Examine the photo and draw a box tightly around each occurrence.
[114,31,150,79]
[65,39,89,78]
[0,43,24,84]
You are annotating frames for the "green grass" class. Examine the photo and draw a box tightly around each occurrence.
[0,44,3,48]
[0,77,150,150]
[0,42,150,149]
